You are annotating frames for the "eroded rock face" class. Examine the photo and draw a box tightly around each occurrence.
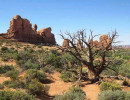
[33,24,37,32]
[77,40,84,48]
[90,34,112,49]
[7,15,56,44]
[7,15,35,41]
[62,39,69,48]
[99,35,111,48]
[37,27,56,44]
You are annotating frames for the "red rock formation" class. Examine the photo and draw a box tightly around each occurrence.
[37,27,56,44]
[77,40,84,48]
[62,39,69,48]
[90,39,99,47]
[33,24,37,32]
[7,15,56,44]
[90,35,112,49]
[99,34,111,49]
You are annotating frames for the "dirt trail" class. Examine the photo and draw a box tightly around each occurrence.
[47,72,72,96]
[82,84,100,100]
[47,72,100,100]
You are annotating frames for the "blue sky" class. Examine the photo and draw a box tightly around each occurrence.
[0,0,130,45]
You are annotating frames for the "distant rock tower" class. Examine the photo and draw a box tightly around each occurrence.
[33,24,37,32]
[62,39,69,48]
[77,40,84,48]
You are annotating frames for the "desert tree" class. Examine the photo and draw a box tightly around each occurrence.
[58,29,118,82]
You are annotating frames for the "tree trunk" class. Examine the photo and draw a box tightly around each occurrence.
[88,69,99,83]
[78,65,82,83]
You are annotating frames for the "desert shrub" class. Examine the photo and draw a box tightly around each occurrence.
[68,86,86,94]
[1,46,8,52]
[42,66,54,74]
[0,65,14,74]
[44,52,61,68]
[50,49,60,55]
[26,79,49,96]
[25,69,46,83]
[3,80,26,89]
[8,47,17,53]
[15,51,39,70]
[1,56,9,61]
[54,86,86,100]
[122,80,129,86]
[54,92,86,100]
[43,51,79,73]
[24,46,28,51]
[5,69,19,80]
[28,48,34,53]
[60,53,80,70]
[60,71,77,82]
[24,59,39,69]
[38,45,42,48]
[100,81,122,91]
[27,79,43,95]
[98,90,126,100]
[0,47,18,61]
[0,90,36,100]
[0,84,4,89]
[101,68,118,76]
[101,56,123,76]
[119,63,130,78]
[126,92,130,100]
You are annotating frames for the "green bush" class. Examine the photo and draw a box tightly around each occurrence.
[42,66,54,74]
[27,79,43,95]
[3,80,26,89]
[0,90,36,100]
[101,68,118,76]
[54,92,86,100]
[25,69,46,83]
[0,84,4,89]
[0,65,14,74]
[1,46,8,52]
[28,48,34,53]
[100,81,122,91]
[0,47,18,61]
[44,53,61,68]
[98,90,126,100]
[122,80,128,86]
[126,92,130,100]
[5,70,19,80]
[42,50,62,69]
[24,59,38,69]
[60,71,77,82]
[68,86,86,94]
[26,79,49,96]
[119,63,130,78]
[15,51,39,70]
[54,86,86,100]
[38,45,42,48]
